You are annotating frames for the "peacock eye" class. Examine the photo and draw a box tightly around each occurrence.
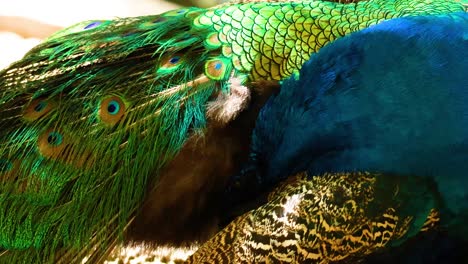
[139,17,167,29]
[169,56,181,64]
[107,100,121,115]
[34,101,47,112]
[157,54,184,74]
[84,21,102,30]
[162,8,191,17]
[99,96,126,125]
[38,129,69,160]
[178,34,192,42]
[205,58,231,80]
[46,132,63,146]
[23,98,55,121]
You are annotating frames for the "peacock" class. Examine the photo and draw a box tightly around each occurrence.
[207,10,468,263]
[0,0,466,263]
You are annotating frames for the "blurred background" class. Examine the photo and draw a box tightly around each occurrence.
[0,0,225,69]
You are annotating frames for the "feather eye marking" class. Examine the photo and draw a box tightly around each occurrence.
[158,54,184,74]
[23,98,55,121]
[99,96,127,125]
[83,22,102,30]
[38,129,67,159]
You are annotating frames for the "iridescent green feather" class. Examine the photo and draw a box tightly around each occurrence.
[194,0,465,80]
[0,0,465,263]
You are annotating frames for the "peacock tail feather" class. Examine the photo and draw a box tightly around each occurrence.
[0,0,466,263]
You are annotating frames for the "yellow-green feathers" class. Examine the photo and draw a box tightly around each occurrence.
[195,0,465,80]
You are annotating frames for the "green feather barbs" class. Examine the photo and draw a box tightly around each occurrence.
[139,17,168,30]
[0,159,13,173]
[45,20,111,41]
[164,9,190,17]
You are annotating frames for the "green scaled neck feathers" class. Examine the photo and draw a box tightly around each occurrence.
[0,0,465,263]
[195,0,465,80]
